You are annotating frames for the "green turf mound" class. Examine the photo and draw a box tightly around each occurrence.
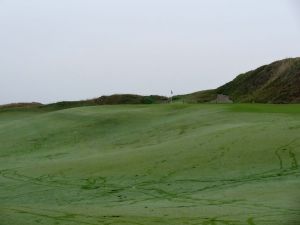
[1,104,300,224]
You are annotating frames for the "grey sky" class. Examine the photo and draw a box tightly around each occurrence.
[1,0,300,104]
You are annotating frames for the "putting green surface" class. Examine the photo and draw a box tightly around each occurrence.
[0,104,299,225]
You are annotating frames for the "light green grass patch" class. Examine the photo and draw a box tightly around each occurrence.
[1,104,300,225]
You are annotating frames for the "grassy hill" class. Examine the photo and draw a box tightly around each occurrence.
[2,58,300,109]
[1,104,300,225]
[179,58,300,103]
[0,95,168,112]
[0,102,43,110]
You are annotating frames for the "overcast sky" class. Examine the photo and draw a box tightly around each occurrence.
[1,0,300,104]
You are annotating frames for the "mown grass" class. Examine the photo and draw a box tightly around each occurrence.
[0,104,300,225]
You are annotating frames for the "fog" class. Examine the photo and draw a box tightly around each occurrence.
[1,0,300,104]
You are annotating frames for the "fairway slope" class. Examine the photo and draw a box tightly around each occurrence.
[0,104,300,225]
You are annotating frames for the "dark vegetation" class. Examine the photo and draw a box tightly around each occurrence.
[0,102,43,110]
[1,57,300,110]
[0,95,168,112]
[179,57,300,103]
[95,94,168,105]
